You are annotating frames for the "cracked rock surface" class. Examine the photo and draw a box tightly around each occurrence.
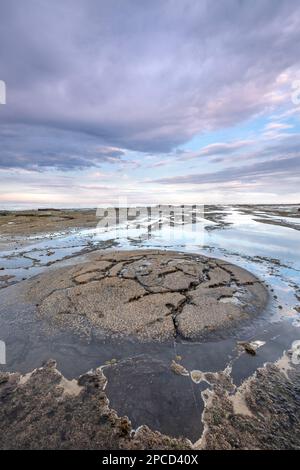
[26,250,268,341]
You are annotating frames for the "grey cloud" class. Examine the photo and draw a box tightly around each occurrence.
[0,125,124,170]
[176,140,254,161]
[179,133,300,166]
[96,148,125,159]
[1,0,300,168]
[151,155,300,186]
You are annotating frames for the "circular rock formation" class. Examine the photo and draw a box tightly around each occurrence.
[26,250,268,341]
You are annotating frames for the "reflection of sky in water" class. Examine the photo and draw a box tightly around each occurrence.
[1,206,300,439]
[90,208,300,271]
[205,213,300,268]
[83,208,298,323]
[89,207,300,326]
[1,207,300,317]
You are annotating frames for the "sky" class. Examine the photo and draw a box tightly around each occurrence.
[1,0,300,208]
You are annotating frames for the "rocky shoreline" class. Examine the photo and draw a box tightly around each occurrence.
[1,352,299,450]
[1,206,299,450]
[0,359,190,450]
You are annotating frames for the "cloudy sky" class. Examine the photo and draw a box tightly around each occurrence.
[1,0,300,207]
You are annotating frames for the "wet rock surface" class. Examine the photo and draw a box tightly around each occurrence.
[24,250,268,341]
[0,209,97,239]
[196,357,300,450]
[1,353,299,450]
[1,205,299,450]
[0,360,190,450]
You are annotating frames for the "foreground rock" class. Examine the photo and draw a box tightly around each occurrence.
[0,360,190,450]
[1,355,299,450]
[26,250,268,341]
[196,355,300,450]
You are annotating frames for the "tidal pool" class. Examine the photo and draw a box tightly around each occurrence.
[0,205,300,442]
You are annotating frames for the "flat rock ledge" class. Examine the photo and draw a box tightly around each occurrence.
[1,356,299,450]
[26,250,268,341]
[0,360,190,450]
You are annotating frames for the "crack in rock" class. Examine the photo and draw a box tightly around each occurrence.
[24,250,269,341]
